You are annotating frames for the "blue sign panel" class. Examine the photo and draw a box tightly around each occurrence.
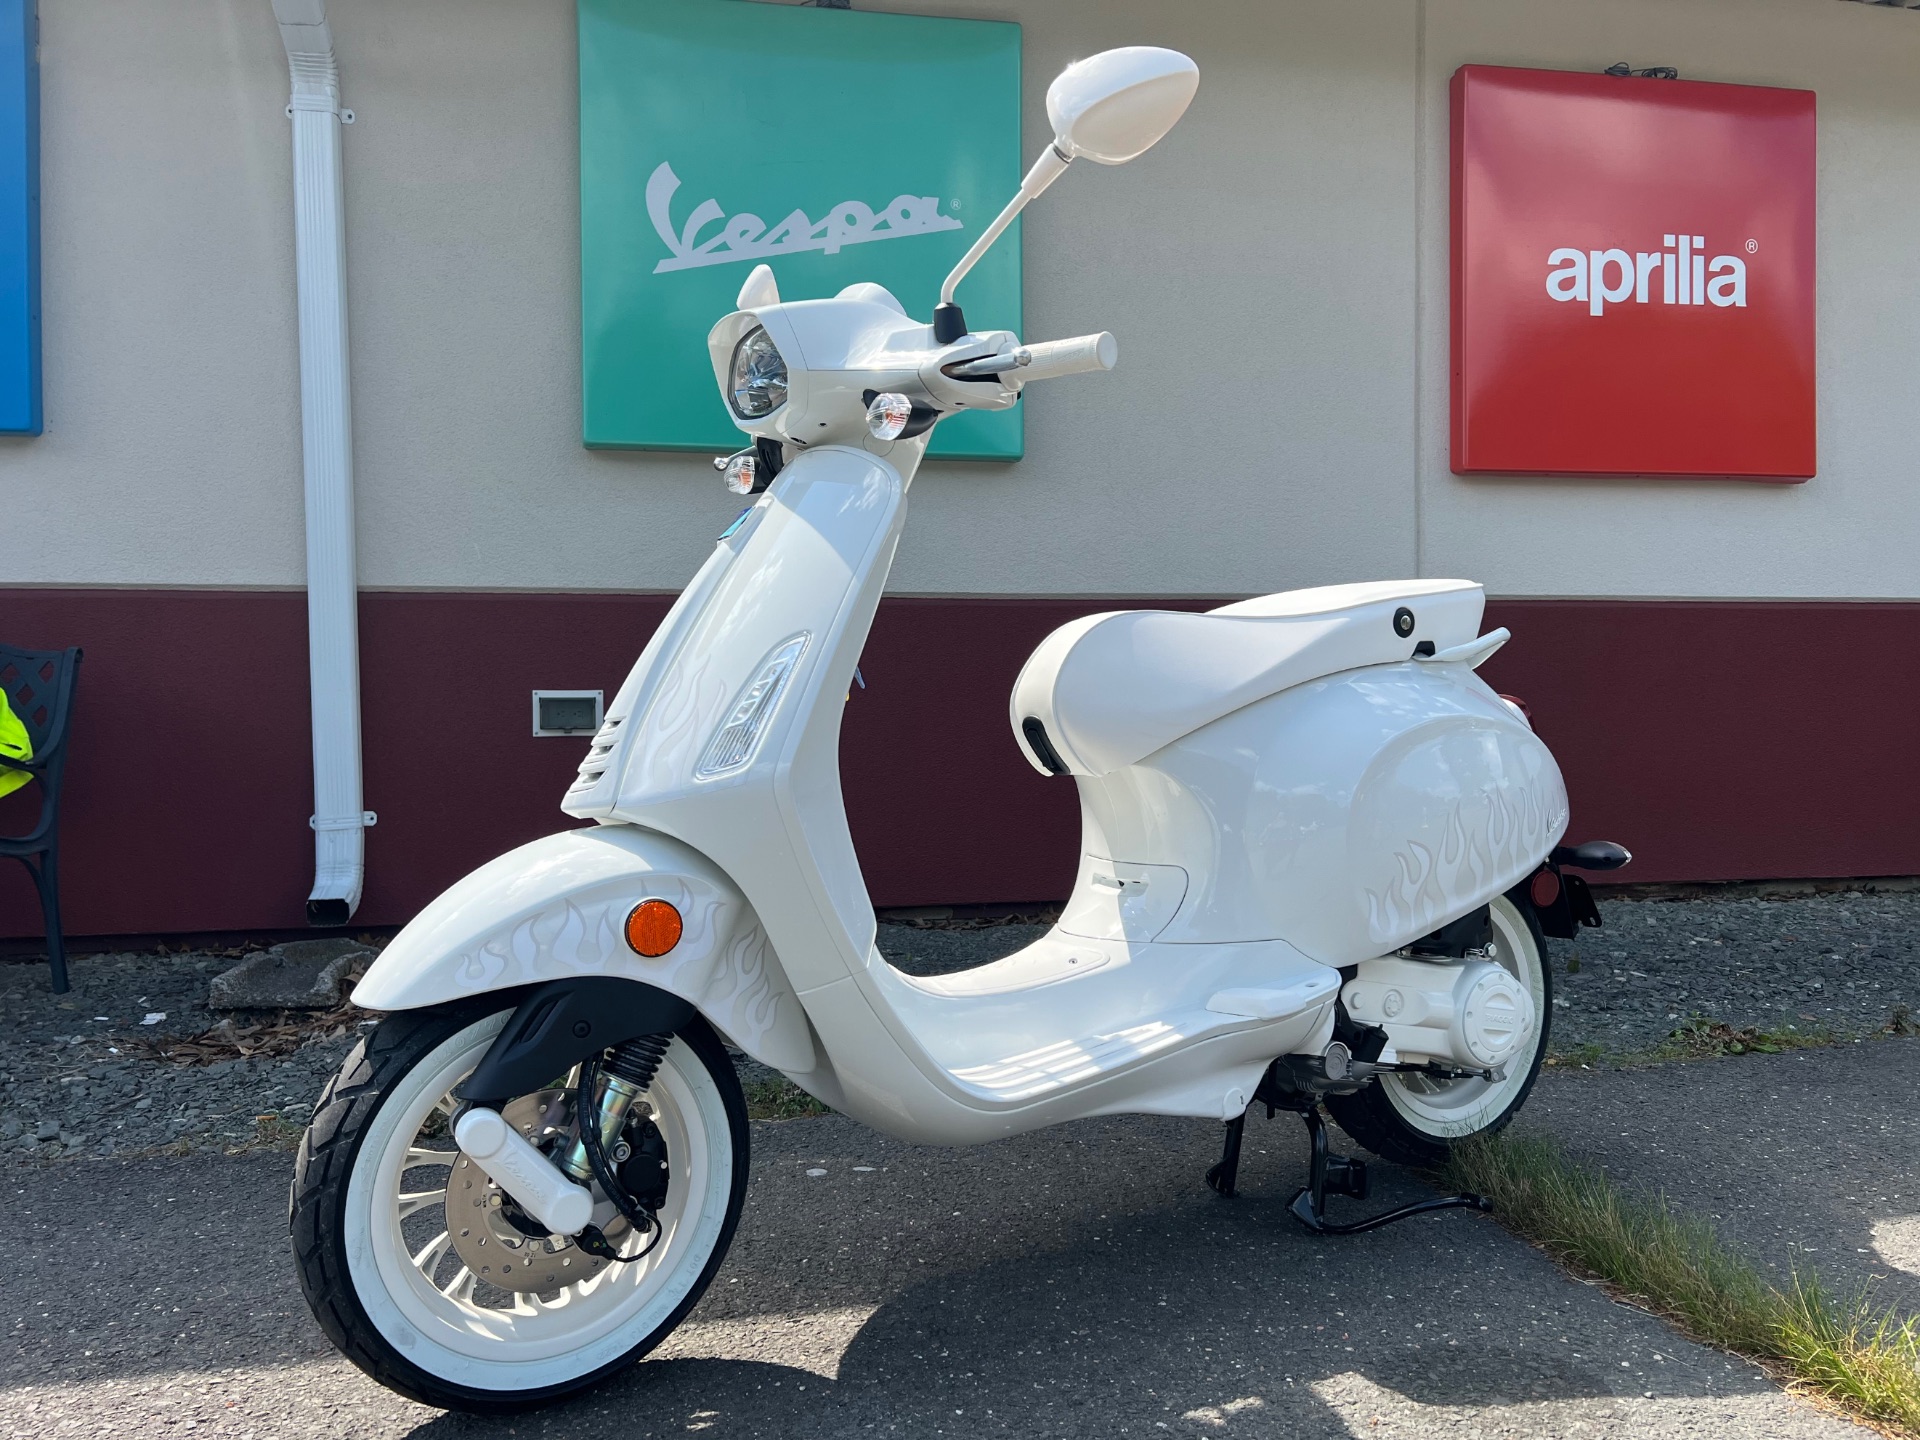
[0,0,38,435]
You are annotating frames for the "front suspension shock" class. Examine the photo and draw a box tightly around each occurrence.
[559,1033,671,1184]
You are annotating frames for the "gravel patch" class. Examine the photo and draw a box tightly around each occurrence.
[1549,890,1920,1056]
[6,891,1916,1161]
[879,920,1052,977]
[0,949,362,1164]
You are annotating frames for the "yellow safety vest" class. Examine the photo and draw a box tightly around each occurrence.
[0,688,30,800]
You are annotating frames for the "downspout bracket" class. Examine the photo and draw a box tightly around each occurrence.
[286,102,354,123]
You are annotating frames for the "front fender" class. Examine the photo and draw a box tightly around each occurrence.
[353,825,816,1073]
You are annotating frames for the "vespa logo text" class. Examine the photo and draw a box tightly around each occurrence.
[646,162,963,275]
[1546,235,1748,316]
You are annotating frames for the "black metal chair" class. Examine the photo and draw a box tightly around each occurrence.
[1,644,82,992]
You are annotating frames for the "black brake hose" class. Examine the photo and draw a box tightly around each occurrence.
[573,1054,663,1263]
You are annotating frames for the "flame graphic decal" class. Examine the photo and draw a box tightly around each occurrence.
[441,885,812,1071]
[1362,780,1568,945]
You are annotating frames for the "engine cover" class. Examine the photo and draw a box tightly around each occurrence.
[1342,956,1535,1069]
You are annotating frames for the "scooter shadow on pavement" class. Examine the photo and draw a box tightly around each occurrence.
[402,1114,1810,1440]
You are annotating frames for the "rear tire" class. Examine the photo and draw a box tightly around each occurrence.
[290,1003,749,1413]
[1324,893,1551,1168]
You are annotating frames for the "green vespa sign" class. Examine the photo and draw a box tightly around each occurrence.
[579,0,1023,460]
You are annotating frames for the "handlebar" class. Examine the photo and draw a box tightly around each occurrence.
[944,331,1118,382]
[1019,332,1118,381]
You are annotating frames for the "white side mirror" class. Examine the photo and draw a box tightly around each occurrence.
[937,46,1198,324]
[1047,47,1199,166]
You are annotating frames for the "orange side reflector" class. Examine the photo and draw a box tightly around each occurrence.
[625,899,683,958]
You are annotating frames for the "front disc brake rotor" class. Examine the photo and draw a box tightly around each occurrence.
[444,1087,633,1293]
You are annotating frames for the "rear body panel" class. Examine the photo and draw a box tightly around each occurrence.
[1074,661,1568,963]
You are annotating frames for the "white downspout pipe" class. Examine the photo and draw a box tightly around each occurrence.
[271,0,372,925]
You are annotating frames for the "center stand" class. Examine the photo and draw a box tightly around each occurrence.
[1206,1105,1492,1234]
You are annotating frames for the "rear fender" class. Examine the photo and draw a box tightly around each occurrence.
[352,826,816,1073]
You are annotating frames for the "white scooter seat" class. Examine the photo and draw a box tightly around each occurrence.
[1010,579,1486,777]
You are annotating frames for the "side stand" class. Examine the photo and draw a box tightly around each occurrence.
[1204,1113,1245,1198]
[1287,1107,1491,1235]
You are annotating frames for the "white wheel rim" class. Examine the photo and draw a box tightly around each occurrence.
[342,1014,735,1392]
[1379,897,1546,1140]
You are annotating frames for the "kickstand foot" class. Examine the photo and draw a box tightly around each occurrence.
[1205,1113,1246,1198]
[1287,1108,1490,1235]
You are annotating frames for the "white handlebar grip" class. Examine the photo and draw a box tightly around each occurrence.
[1016,332,1118,383]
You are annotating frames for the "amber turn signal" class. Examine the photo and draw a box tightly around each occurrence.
[625,899,683,957]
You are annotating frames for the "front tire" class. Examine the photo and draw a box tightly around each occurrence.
[1324,893,1551,1168]
[290,1003,749,1413]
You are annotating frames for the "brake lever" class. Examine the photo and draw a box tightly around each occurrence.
[945,347,1030,378]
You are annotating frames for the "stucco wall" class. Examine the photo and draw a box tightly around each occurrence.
[1,1,304,586]
[2,0,1916,598]
[1417,0,1920,598]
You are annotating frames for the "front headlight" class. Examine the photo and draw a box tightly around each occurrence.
[728,326,788,420]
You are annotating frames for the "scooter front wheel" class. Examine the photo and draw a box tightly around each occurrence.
[290,1002,749,1412]
[1324,893,1551,1168]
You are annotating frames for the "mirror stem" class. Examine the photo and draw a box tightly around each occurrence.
[939,144,1072,311]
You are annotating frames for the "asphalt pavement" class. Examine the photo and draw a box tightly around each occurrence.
[1526,1035,1920,1313]
[5,1090,1878,1439]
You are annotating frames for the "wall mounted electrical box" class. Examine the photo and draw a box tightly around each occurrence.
[532,690,604,737]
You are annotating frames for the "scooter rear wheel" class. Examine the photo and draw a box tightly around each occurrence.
[1324,893,1551,1169]
[290,1002,748,1412]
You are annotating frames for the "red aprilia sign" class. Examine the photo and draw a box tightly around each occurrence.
[1451,66,1815,481]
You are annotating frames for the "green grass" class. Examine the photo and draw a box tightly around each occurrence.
[1776,1275,1920,1431]
[247,1113,307,1151]
[1546,1041,1608,1069]
[1445,1131,1920,1435]
[1648,1017,1837,1061]
[743,1077,832,1121]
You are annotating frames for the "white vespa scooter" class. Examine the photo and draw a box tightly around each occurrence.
[293,47,1628,1412]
